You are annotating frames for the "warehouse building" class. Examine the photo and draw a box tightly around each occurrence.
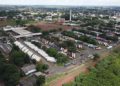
[21,64,36,75]
[24,41,56,63]
[3,26,42,39]
[14,41,41,62]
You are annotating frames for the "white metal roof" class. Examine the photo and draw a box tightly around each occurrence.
[31,55,41,62]
[14,33,42,39]
[24,49,29,53]
[21,47,28,52]
[14,41,41,62]
[27,51,34,57]
[21,64,36,75]
[12,29,32,35]
[3,27,42,39]
[24,41,56,63]
[3,27,26,31]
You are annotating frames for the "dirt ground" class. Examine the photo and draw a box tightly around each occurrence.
[49,64,88,86]
[35,22,73,31]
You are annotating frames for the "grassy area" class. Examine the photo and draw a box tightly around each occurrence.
[25,20,38,25]
[0,19,37,27]
[0,20,16,27]
[77,48,85,52]
[45,73,65,86]
[44,64,86,86]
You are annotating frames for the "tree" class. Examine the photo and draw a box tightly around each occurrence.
[79,35,97,45]
[36,63,49,72]
[46,48,57,57]
[0,52,20,86]
[0,63,20,86]
[56,53,68,64]
[36,75,45,86]
[61,13,70,20]
[15,19,27,26]
[10,51,30,67]
[0,52,6,63]
[3,64,20,86]
[27,25,41,33]
[93,53,100,61]
[60,40,76,52]
[42,31,49,36]
[12,44,19,51]
[32,41,41,48]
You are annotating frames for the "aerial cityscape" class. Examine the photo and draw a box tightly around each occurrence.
[0,0,120,86]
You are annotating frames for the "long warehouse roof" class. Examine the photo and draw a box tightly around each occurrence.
[14,41,41,62]
[24,41,56,63]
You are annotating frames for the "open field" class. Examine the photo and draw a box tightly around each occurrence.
[46,64,88,86]
[35,22,73,31]
[0,20,16,27]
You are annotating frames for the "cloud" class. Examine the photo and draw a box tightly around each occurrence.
[0,0,120,6]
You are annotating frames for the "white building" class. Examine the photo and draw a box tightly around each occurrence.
[14,41,41,62]
[21,65,36,75]
[24,41,56,63]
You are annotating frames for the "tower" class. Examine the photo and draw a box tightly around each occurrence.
[70,10,72,21]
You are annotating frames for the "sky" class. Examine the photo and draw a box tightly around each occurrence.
[0,0,120,6]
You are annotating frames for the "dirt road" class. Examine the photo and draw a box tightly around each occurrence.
[48,50,110,86]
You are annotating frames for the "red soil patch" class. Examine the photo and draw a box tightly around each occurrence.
[35,22,73,31]
[49,65,89,86]
[55,68,88,86]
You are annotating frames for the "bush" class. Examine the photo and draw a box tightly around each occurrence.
[36,63,49,72]
[36,75,45,86]
[10,51,30,67]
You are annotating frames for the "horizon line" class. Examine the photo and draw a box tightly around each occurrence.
[0,4,120,7]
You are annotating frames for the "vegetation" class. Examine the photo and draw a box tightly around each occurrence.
[0,10,20,19]
[80,16,104,27]
[93,53,100,61]
[62,31,97,45]
[61,13,70,20]
[79,35,97,45]
[10,44,30,67]
[36,63,49,72]
[46,48,69,64]
[99,33,118,42]
[0,30,8,36]
[62,31,77,39]
[31,41,69,64]
[15,19,27,26]
[10,51,30,67]
[64,47,120,86]
[73,29,97,36]
[0,52,20,86]
[27,25,41,33]
[32,41,41,48]
[0,19,16,27]
[55,53,69,64]
[59,40,77,52]
[47,48,58,57]
[42,31,50,36]
[36,75,45,86]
